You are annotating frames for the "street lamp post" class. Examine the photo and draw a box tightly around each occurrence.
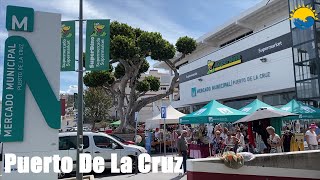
[76,0,84,179]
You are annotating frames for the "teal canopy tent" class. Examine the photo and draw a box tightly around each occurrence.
[180,100,249,124]
[281,99,320,119]
[239,99,295,135]
[239,99,286,113]
[111,120,121,126]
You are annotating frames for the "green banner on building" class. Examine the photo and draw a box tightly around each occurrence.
[85,19,110,71]
[61,21,75,71]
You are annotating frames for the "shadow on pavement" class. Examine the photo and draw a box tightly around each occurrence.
[170,174,185,180]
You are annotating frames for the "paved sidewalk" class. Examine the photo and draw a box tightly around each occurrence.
[95,172,187,180]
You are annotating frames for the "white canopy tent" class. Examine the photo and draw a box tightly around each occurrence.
[142,105,185,128]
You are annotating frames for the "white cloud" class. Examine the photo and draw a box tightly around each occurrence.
[0,31,8,55]
[63,85,78,94]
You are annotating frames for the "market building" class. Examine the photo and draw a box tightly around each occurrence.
[156,0,320,113]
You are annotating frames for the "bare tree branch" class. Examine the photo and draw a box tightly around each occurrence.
[173,53,186,65]
[110,59,119,64]
[131,59,179,113]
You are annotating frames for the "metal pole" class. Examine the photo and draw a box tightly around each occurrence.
[164,119,166,156]
[76,0,84,179]
[134,112,138,144]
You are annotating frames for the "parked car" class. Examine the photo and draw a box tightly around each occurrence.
[109,134,135,145]
[58,132,147,178]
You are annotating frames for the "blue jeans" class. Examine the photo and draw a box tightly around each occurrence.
[181,151,187,173]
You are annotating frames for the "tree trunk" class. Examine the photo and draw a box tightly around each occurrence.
[91,120,96,132]
[115,71,130,133]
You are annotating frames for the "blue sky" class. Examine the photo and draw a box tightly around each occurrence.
[0,0,263,94]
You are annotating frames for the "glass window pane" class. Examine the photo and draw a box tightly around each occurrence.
[93,135,117,149]
[296,79,320,99]
[280,92,296,105]
[59,137,69,150]
[68,136,79,149]
[290,0,312,11]
[293,42,316,63]
[295,60,319,81]
[316,4,320,15]
[224,98,255,109]
[292,27,314,45]
[83,136,89,149]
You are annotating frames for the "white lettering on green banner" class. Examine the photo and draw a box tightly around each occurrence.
[1,36,60,142]
[61,21,75,71]
[6,6,34,32]
[85,20,110,71]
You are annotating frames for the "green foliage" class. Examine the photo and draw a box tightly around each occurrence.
[176,36,197,55]
[136,80,150,92]
[84,71,114,87]
[111,35,137,60]
[137,32,162,54]
[139,59,150,74]
[114,63,125,79]
[145,76,160,91]
[151,40,175,60]
[110,21,135,40]
[136,76,160,92]
[84,87,112,125]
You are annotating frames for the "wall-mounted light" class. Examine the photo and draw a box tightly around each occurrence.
[198,78,203,82]
[260,58,267,63]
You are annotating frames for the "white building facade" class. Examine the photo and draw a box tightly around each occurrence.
[155,0,320,113]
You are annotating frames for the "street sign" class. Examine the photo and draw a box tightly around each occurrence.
[135,112,139,122]
[161,106,166,119]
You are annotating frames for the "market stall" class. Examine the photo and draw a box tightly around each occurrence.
[237,99,291,145]
[180,100,248,124]
[281,99,320,120]
[180,100,248,158]
[280,100,320,151]
[143,105,185,154]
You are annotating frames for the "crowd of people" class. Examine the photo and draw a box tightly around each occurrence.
[177,122,320,157]
[176,122,320,175]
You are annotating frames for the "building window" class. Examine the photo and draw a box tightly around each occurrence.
[220,31,253,48]
[292,27,314,46]
[263,92,296,107]
[223,97,256,110]
[295,60,319,81]
[296,79,320,99]
[293,42,316,63]
[161,87,167,91]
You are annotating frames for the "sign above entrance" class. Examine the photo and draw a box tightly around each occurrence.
[207,55,242,74]
[179,33,292,83]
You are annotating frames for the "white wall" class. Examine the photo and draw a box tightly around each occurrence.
[179,48,295,106]
[180,20,291,74]
[177,20,294,107]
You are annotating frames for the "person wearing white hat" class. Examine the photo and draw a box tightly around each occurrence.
[305,124,320,150]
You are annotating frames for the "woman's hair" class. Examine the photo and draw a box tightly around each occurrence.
[266,126,275,132]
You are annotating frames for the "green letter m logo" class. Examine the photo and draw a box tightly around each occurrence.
[1,36,60,142]
[6,6,34,32]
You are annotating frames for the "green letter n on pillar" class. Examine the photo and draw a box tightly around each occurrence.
[6,6,34,32]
